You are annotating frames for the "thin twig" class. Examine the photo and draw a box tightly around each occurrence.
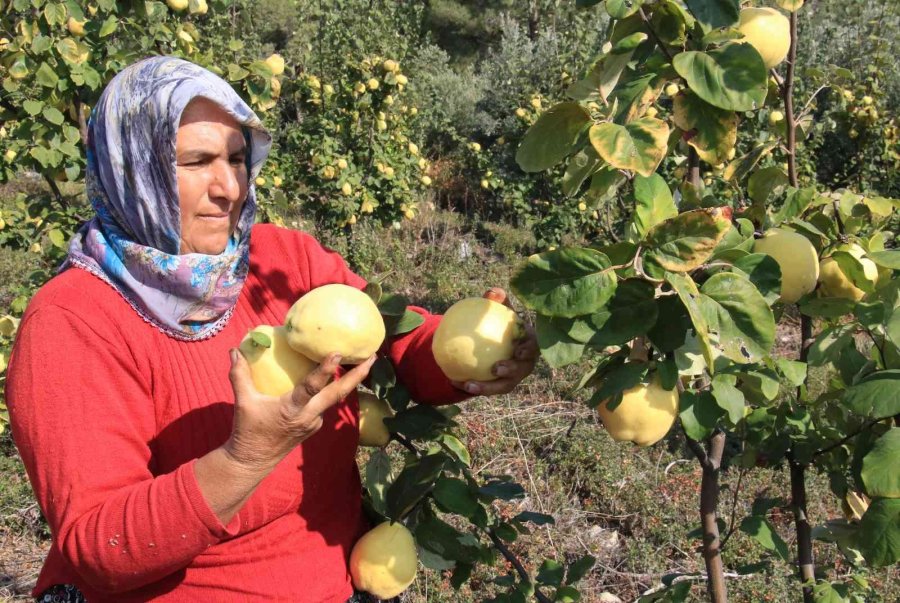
[486,530,554,603]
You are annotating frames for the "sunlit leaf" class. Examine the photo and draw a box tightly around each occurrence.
[589,118,669,177]
[516,103,592,172]
[511,248,617,318]
[673,44,767,111]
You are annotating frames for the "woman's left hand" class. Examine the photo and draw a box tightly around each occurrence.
[450,287,538,396]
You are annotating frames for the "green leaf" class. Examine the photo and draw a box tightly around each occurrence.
[440,434,471,466]
[807,324,855,367]
[384,405,452,440]
[775,359,807,387]
[666,272,715,370]
[858,497,900,567]
[35,62,60,88]
[644,208,733,272]
[562,146,600,197]
[583,167,627,207]
[536,559,565,587]
[22,100,44,116]
[513,511,555,526]
[535,315,586,369]
[377,292,406,316]
[386,453,447,521]
[684,0,740,29]
[434,477,482,518]
[732,254,782,306]
[772,187,816,228]
[679,391,724,440]
[516,103,592,172]
[43,2,66,26]
[364,281,383,304]
[589,362,649,410]
[56,38,90,65]
[868,250,900,270]
[647,295,690,352]
[812,582,847,603]
[365,449,393,516]
[227,63,250,82]
[832,252,876,294]
[700,272,776,363]
[570,279,659,348]
[606,0,643,19]
[510,248,617,318]
[672,91,738,165]
[479,480,525,501]
[565,555,596,585]
[384,309,425,337]
[99,15,118,37]
[588,118,670,177]
[631,173,677,240]
[42,107,64,125]
[415,515,484,563]
[673,44,768,112]
[566,47,638,103]
[740,516,790,561]
[844,370,900,418]
[861,429,900,498]
[724,141,779,182]
[800,298,858,319]
[711,375,745,424]
[747,167,789,205]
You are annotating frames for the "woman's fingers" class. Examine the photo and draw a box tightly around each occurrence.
[290,353,343,406]
[305,355,377,417]
[452,377,517,397]
[229,349,259,402]
[514,325,539,361]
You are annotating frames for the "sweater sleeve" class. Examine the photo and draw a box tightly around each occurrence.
[5,304,240,594]
[293,230,470,406]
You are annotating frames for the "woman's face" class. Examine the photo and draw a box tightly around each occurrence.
[175,98,249,255]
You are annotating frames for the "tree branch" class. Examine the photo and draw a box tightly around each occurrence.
[487,529,554,603]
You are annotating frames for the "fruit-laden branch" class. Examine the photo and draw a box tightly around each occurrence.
[389,434,555,602]
[782,10,816,603]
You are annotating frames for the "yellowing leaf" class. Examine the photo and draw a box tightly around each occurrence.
[588,118,669,178]
[56,38,91,65]
[673,91,738,165]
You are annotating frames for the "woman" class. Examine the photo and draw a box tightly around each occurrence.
[5,56,537,602]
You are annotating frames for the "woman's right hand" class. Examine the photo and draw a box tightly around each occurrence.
[224,349,376,472]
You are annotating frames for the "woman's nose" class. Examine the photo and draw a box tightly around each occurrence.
[209,159,243,202]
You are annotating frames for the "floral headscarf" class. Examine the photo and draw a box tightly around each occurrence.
[63,56,272,340]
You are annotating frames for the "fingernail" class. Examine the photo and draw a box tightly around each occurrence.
[230,349,239,365]
[493,363,509,377]
[465,382,481,394]
[333,354,342,364]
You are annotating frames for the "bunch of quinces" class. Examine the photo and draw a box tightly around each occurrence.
[239,284,522,598]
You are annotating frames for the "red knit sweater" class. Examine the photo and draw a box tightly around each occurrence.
[6,224,465,602]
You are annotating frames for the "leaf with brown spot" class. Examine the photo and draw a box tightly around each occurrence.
[673,90,738,165]
[644,208,733,272]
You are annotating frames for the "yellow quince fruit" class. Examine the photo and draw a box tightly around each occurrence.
[357,391,394,447]
[239,325,316,397]
[67,17,87,37]
[350,521,418,599]
[597,375,678,447]
[753,228,819,303]
[284,284,385,364]
[737,7,791,69]
[265,53,285,76]
[432,297,521,382]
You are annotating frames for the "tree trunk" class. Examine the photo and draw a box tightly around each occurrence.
[790,461,815,602]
